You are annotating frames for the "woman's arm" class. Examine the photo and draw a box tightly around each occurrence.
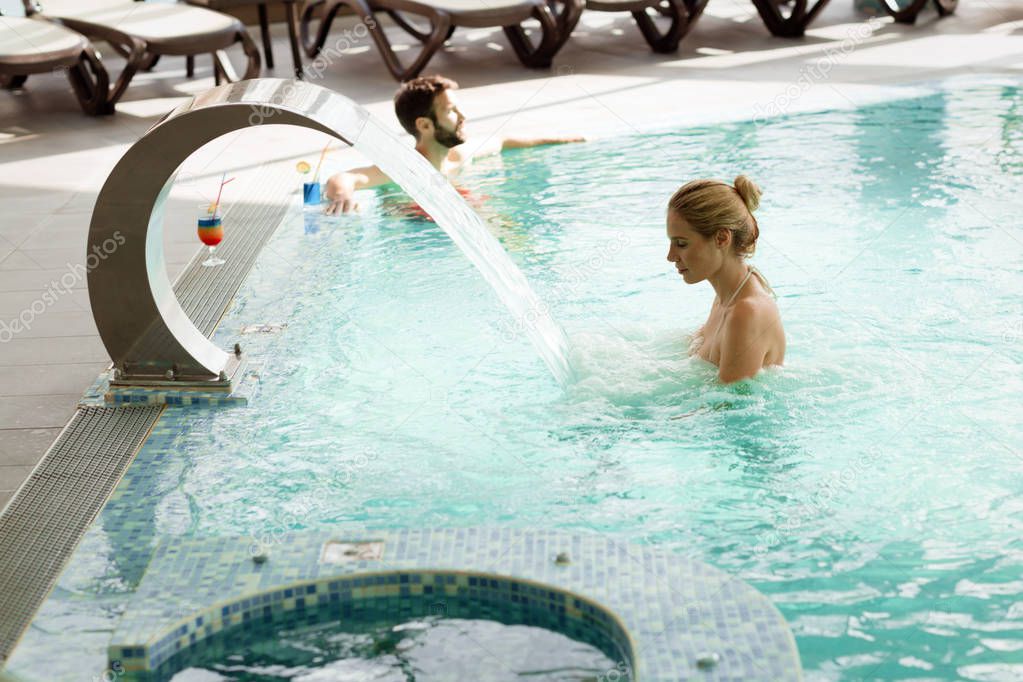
[717,300,770,383]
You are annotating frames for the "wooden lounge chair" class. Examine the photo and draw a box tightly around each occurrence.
[23,0,261,110]
[299,0,583,81]
[584,0,708,53]
[185,0,305,78]
[878,0,957,24]
[749,0,832,37]
[1,13,111,114]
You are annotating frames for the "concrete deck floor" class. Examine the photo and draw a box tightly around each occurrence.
[0,0,1021,510]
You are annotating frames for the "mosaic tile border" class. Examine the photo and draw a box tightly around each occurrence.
[119,569,634,679]
[109,529,802,681]
[78,362,264,408]
[148,579,629,680]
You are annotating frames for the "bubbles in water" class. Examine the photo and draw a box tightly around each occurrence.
[567,325,704,408]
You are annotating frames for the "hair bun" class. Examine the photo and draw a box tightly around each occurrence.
[733,175,762,213]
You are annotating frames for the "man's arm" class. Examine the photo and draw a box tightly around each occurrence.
[500,136,585,150]
[468,135,585,160]
[324,165,392,215]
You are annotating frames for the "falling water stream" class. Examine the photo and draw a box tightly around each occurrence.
[347,115,574,384]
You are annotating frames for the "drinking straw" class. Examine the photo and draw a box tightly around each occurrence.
[312,140,331,184]
[211,173,236,215]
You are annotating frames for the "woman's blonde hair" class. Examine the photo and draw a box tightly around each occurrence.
[668,175,762,257]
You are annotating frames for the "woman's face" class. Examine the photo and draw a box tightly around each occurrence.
[666,211,722,284]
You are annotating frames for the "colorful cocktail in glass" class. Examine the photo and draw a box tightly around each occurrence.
[198,208,225,267]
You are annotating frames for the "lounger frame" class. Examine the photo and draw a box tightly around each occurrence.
[300,0,583,81]
[748,0,831,37]
[23,0,261,109]
[585,0,708,53]
[0,14,111,114]
[878,0,957,24]
[186,0,305,78]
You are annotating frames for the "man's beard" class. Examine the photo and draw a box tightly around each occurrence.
[432,118,466,148]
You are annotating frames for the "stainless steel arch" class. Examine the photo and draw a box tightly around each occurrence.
[88,79,366,385]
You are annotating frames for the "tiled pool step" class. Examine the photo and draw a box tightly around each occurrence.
[110,529,803,681]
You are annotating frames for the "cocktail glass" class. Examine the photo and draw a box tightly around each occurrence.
[197,207,225,267]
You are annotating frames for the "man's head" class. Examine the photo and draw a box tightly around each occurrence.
[394,75,466,148]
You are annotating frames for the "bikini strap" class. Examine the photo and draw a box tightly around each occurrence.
[723,267,754,308]
[748,264,777,300]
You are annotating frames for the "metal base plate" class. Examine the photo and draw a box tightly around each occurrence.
[109,355,242,392]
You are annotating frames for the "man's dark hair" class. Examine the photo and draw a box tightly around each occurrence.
[394,75,459,140]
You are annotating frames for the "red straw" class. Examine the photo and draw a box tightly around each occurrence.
[211,173,236,215]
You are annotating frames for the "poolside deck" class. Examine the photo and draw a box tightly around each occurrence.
[0,0,1021,506]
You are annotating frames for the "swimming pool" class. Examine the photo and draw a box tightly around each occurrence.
[7,77,1023,681]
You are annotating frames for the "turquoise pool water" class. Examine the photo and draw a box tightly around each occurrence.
[8,79,1023,681]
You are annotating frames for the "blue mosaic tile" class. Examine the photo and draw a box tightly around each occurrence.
[107,529,801,681]
[79,362,262,409]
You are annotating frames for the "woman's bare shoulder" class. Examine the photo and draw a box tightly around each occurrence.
[727,293,779,333]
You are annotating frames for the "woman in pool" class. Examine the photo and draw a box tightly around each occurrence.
[666,175,785,383]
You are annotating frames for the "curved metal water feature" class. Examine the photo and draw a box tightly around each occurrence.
[88,79,572,387]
